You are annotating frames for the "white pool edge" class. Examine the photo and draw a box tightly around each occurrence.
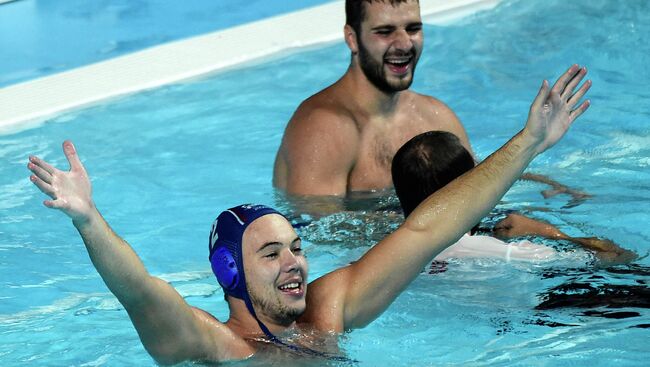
[0,0,500,135]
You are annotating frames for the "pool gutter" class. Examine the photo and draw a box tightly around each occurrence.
[0,0,500,134]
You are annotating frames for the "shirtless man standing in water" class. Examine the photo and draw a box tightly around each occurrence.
[28,66,591,364]
[273,0,588,203]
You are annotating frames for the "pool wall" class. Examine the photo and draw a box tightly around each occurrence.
[0,0,499,134]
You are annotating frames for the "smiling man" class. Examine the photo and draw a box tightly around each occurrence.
[273,0,472,195]
[28,63,590,364]
[273,0,588,206]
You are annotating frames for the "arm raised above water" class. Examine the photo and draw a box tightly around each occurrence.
[27,141,243,364]
[314,65,592,329]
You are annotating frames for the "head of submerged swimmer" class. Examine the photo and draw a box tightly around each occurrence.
[392,131,475,217]
[345,0,423,93]
[209,204,308,329]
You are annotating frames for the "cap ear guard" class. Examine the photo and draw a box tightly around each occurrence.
[208,204,320,346]
[211,246,239,291]
[208,204,284,300]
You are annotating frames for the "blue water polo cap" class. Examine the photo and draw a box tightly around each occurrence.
[208,204,283,300]
[207,204,354,361]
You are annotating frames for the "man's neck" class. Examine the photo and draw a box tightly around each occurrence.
[226,300,297,339]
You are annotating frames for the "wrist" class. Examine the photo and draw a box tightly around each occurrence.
[516,128,545,156]
[510,128,545,165]
[71,202,99,229]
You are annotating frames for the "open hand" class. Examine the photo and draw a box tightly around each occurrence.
[525,65,591,154]
[28,141,94,223]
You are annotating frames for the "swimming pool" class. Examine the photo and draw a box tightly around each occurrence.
[0,0,334,87]
[1,0,649,365]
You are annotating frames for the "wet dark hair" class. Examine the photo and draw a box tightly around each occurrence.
[346,0,418,35]
[391,131,475,217]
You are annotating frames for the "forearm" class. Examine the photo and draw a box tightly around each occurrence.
[74,209,215,363]
[28,141,211,363]
[493,213,568,240]
[73,208,153,307]
[344,66,591,328]
[405,129,539,252]
[566,237,637,264]
[346,130,541,326]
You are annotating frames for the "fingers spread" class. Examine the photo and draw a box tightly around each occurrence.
[28,161,52,184]
[29,155,56,175]
[63,141,85,173]
[551,64,580,95]
[561,67,587,100]
[30,175,56,198]
[570,100,591,122]
[567,79,592,108]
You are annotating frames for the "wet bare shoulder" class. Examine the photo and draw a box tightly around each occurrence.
[408,92,458,120]
[288,89,360,137]
[279,90,360,170]
[408,92,472,151]
[274,87,360,195]
[190,307,255,362]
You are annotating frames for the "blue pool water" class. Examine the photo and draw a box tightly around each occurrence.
[0,0,334,87]
[1,0,649,365]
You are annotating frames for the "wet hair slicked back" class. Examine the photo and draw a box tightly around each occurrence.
[345,0,418,34]
[391,131,475,217]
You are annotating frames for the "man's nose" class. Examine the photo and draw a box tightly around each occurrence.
[393,29,413,51]
[280,249,300,272]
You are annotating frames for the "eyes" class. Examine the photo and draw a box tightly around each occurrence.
[373,24,422,37]
[407,24,423,34]
[263,246,303,259]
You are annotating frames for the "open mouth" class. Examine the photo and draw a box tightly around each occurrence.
[385,56,412,74]
[278,281,304,296]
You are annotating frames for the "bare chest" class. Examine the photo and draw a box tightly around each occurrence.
[347,118,434,192]
[242,328,344,365]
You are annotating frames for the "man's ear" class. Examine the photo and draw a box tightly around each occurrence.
[344,24,359,54]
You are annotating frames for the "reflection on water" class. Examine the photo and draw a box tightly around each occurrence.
[531,265,650,329]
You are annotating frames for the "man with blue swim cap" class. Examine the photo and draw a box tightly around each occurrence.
[208,204,308,339]
[29,67,591,364]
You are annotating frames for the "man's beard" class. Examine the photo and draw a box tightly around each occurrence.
[358,39,417,94]
[248,283,305,326]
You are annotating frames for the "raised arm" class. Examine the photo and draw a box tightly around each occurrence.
[326,65,591,329]
[27,142,231,364]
